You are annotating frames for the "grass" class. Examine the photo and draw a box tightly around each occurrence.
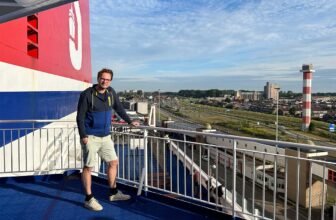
[164,100,336,144]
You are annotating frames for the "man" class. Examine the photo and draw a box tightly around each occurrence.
[76,68,139,211]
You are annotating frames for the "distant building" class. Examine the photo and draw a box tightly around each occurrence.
[122,101,148,115]
[135,102,148,115]
[311,107,327,119]
[314,96,332,103]
[122,101,136,111]
[206,97,227,102]
[235,90,263,101]
[123,89,144,97]
[264,82,280,100]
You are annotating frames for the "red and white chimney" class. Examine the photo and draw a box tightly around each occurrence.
[300,64,314,130]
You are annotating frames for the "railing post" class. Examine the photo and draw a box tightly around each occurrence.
[232,139,237,218]
[296,148,300,220]
[32,121,35,171]
[144,129,148,194]
[183,134,186,196]
[321,164,326,220]
[308,161,312,220]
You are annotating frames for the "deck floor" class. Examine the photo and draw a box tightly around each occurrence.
[0,174,214,220]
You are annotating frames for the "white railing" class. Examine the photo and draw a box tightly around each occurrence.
[0,120,80,176]
[1,120,336,220]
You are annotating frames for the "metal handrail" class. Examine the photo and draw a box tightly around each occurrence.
[1,119,333,152]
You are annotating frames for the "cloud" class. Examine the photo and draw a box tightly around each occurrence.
[116,76,161,82]
[90,0,336,92]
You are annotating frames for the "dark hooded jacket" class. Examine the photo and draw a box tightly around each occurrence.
[76,85,131,138]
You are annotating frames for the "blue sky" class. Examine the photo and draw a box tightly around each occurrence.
[90,0,336,92]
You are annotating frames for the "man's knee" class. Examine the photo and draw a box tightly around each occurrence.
[108,160,118,167]
[83,166,93,173]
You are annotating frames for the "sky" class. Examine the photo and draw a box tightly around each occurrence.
[90,0,336,93]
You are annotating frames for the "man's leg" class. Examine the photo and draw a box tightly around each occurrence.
[99,136,130,201]
[82,165,103,211]
[82,166,93,195]
[107,160,118,188]
[81,136,103,211]
[107,159,131,201]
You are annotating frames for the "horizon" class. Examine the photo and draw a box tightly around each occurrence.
[115,87,336,95]
[90,1,336,93]
[92,76,336,94]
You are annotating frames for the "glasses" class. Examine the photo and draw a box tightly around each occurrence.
[99,77,111,82]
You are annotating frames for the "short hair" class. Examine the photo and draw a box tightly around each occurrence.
[97,68,113,80]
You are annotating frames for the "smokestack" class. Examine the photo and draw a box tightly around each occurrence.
[300,64,314,131]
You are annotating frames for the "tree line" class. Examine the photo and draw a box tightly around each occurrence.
[177,89,235,98]
[174,90,336,98]
[280,91,336,98]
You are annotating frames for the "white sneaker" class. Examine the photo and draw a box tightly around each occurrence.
[109,191,131,201]
[84,197,103,211]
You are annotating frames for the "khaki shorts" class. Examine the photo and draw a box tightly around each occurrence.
[81,135,118,167]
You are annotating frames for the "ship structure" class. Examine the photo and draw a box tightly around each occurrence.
[0,1,336,220]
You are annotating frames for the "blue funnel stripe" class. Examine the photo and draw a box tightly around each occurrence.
[0,91,81,147]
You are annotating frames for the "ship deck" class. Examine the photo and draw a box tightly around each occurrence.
[0,173,228,220]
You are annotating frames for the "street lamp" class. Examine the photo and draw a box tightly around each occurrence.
[158,89,160,124]
[275,87,280,144]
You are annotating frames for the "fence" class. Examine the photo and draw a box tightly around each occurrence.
[1,120,336,219]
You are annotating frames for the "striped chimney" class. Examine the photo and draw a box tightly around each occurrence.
[300,64,314,130]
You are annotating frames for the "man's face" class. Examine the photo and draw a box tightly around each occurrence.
[97,72,112,89]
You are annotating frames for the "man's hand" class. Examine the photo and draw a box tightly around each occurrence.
[82,137,88,145]
[131,121,140,127]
